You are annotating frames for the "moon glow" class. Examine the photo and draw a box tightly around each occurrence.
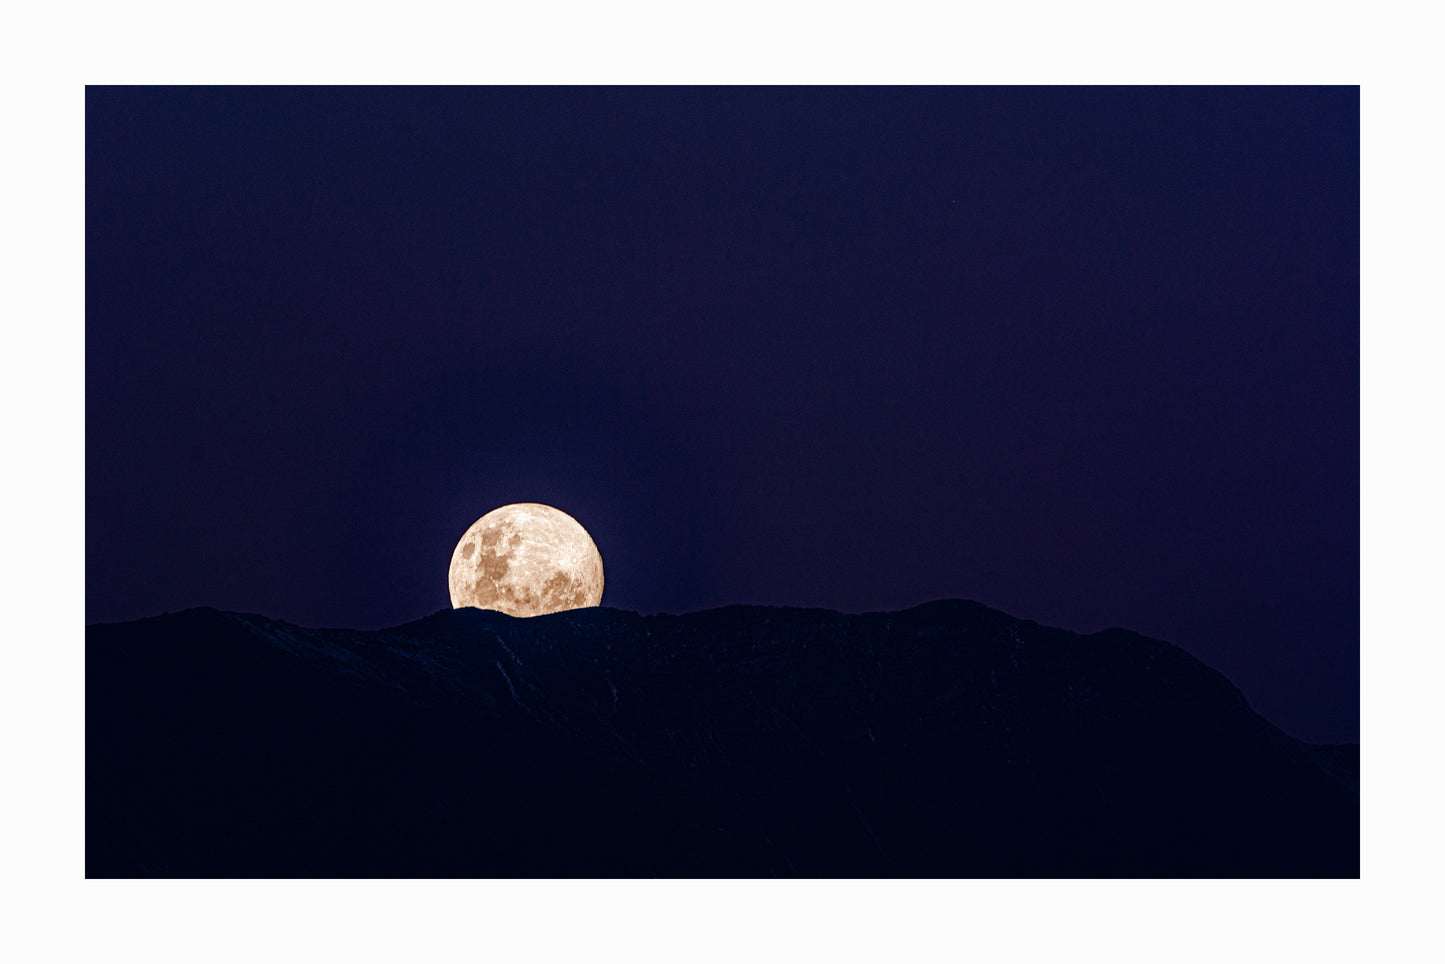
[447,503,604,617]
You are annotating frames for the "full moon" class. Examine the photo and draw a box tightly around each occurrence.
[447,503,604,617]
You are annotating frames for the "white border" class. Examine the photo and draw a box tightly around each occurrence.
[9,3,1427,962]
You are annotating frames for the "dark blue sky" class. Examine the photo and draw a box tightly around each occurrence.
[86,86,1358,742]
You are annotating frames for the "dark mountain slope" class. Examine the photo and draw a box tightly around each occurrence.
[86,601,1358,877]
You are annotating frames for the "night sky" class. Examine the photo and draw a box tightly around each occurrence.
[86,86,1358,743]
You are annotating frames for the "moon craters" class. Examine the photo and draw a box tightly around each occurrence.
[447,503,604,618]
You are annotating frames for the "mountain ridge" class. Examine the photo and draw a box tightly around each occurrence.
[87,600,1358,877]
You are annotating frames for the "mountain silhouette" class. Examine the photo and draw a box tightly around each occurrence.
[86,601,1358,877]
